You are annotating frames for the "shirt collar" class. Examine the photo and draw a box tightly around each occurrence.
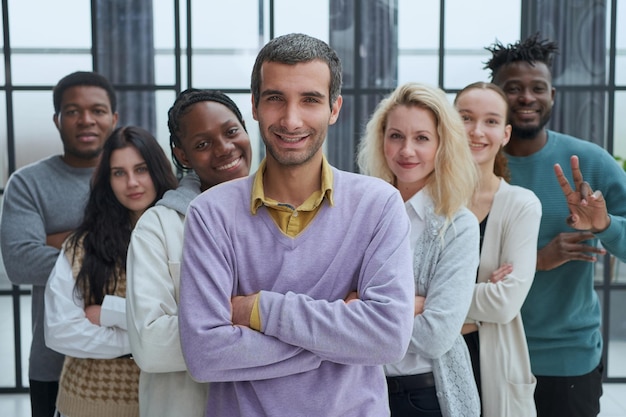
[251,156,334,214]
[405,188,428,220]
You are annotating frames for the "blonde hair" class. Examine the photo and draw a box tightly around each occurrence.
[358,82,478,221]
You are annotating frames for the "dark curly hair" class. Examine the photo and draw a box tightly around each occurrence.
[484,33,559,81]
[67,126,177,305]
[167,88,247,171]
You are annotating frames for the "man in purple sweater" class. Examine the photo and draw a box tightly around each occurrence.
[178,33,415,417]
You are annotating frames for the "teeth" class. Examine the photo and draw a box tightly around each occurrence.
[280,136,303,143]
[217,157,240,171]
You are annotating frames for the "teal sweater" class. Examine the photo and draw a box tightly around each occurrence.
[506,130,626,377]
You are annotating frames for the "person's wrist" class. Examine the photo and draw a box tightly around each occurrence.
[591,215,611,234]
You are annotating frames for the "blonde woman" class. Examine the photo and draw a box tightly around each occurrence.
[455,82,541,417]
[358,82,481,417]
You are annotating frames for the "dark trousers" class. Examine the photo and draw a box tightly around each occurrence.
[534,361,603,417]
[387,374,442,417]
[29,379,58,417]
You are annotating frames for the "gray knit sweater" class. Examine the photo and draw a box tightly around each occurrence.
[0,155,94,380]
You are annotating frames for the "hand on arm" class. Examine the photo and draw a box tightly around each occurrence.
[46,231,72,249]
[231,293,258,328]
[85,304,102,325]
[489,263,513,283]
[414,295,425,316]
[554,155,611,233]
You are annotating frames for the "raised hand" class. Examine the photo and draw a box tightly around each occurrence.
[554,155,610,233]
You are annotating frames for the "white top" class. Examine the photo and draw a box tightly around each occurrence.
[385,190,432,376]
[44,249,131,359]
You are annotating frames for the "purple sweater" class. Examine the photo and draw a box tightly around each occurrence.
[179,168,415,417]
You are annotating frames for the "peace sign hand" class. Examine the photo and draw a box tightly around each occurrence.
[553,155,610,233]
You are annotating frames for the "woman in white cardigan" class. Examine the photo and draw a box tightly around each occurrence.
[455,82,542,417]
[125,89,252,417]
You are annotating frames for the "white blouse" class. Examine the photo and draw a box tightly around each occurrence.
[44,249,131,358]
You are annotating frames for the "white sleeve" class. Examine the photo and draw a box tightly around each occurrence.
[101,295,127,330]
[44,250,132,358]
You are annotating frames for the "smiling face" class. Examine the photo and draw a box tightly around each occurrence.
[455,87,511,169]
[54,86,118,168]
[252,60,342,170]
[173,101,252,191]
[493,61,555,140]
[383,104,439,200]
[109,146,156,224]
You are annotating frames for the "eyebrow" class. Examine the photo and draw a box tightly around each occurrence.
[261,89,326,99]
[111,161,147,170]
[458,109,504,118]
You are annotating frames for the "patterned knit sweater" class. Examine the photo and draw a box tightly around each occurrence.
[57,240,140,417]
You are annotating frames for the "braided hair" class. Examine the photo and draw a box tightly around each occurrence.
[167,88,247,171]
[484,33,559,81]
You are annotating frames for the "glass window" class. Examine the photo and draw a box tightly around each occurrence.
[13,92,61,170]
[608,290,626,378]
[9,0,91,48]
[274,0,329,41]
[398,0,439,86]
[443,0,520,89]
[191,55,258,89]
[190,0,262,88]
[398,56,439,86]
[0,92,7,187]
[153,0,181,86]
[0,295,15,387]
[614,92,626,160]
[12,55,93,86]
[616,0,626,85]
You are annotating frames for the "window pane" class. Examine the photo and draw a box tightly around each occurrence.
[0,92,7,187]
[616,1,626,84]
[398,56,438,86]
[12,55,92,86]
[608,290,626,378]
[444,0,520,89]
[9,0,91,48]
[445,0,521,49]
[274,0,329,40]
[153,1,181,86]
[0,294,30,388]
[190,0,261,89]
[13,92,61,170]
[399,0,439,50]
[0,295,15,387]
[444,55,491,90]
[191,55,257,89]
[614,92,626,159]
[398,0,439,86]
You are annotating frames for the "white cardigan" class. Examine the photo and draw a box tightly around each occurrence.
[466,179,542,417]
[126,174,208,417]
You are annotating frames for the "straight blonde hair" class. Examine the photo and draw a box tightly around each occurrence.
[358,82,478,222]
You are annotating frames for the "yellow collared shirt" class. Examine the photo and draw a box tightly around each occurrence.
[250,157,334,238]
[248,156,334,331]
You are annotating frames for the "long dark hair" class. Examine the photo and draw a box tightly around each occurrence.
[67,126,177,305]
